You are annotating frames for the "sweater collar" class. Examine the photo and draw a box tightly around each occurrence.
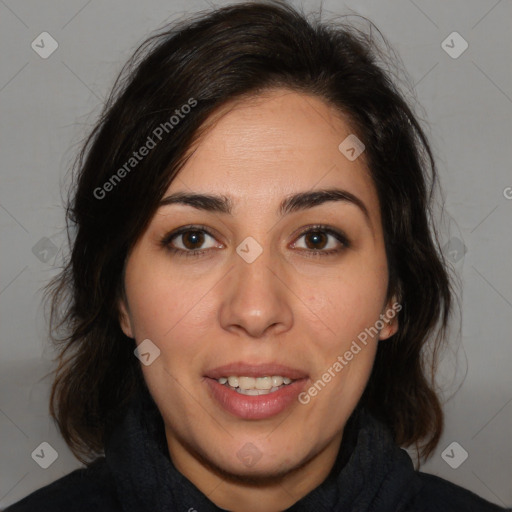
[105,386,420,511]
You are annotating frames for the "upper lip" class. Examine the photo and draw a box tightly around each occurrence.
[205,362,308,380]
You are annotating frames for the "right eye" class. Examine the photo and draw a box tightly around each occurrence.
[160,225,223,258]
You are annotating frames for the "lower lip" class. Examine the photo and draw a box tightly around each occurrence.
[205,378,307,420]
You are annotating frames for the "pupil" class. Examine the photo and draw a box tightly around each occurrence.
[184,231,204,249]
[306,232,326,250]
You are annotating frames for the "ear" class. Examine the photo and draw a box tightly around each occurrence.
[118,298,134,339]
[378,297,401,341]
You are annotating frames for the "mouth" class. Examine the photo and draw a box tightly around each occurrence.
[204,363,308,420]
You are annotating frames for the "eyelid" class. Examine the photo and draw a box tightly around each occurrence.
[160,223,350,257]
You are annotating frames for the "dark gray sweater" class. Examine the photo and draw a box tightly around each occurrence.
[6,388,509,511]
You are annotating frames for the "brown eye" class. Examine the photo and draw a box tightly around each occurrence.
[303,231,329,250]
[160,225,222,258]
[181,230,206,250]
[291,225,350,257]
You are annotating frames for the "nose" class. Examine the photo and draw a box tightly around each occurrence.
[218,246,293,339]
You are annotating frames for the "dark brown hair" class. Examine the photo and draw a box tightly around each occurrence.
[46,0,453,465]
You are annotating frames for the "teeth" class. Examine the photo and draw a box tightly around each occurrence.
[255,376,272,390]
[217,375,295,391]
[271,376,283,387]
[236,388,266,396]
[238,376,256,389]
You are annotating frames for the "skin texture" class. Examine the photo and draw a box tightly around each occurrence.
[119,88,399,512]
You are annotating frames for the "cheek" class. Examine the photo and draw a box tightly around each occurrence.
[295,260,387,410]
[298,280,382,428]
[124,254,216,342]
[302,262,388,345]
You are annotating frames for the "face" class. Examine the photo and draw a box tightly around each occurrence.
[119,88,398,501]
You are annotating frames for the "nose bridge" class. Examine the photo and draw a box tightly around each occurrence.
[219,237,293,337]
[235,239,276,294]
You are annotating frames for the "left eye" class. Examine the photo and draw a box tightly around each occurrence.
[291,227,348,254]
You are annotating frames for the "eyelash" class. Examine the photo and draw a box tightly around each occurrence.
[160,224,350,259]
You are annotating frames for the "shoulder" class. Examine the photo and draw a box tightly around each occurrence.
[407,471,510,512]
[4,458,121,512]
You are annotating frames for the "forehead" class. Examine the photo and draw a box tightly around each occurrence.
[168,89,378,216]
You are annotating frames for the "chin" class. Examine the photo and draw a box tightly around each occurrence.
[197,442,315,484]
[212,456,304,484]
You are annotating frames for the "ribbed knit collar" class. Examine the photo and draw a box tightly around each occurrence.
[105,387,421,511]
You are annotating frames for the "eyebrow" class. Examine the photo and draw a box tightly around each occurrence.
[158,188,371,226]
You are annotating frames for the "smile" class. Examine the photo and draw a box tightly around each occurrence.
[205,363,308,419]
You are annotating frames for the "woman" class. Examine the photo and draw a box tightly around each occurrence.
[6,1,508,511]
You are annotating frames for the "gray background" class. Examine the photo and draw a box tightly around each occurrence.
[1,0,511,508]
